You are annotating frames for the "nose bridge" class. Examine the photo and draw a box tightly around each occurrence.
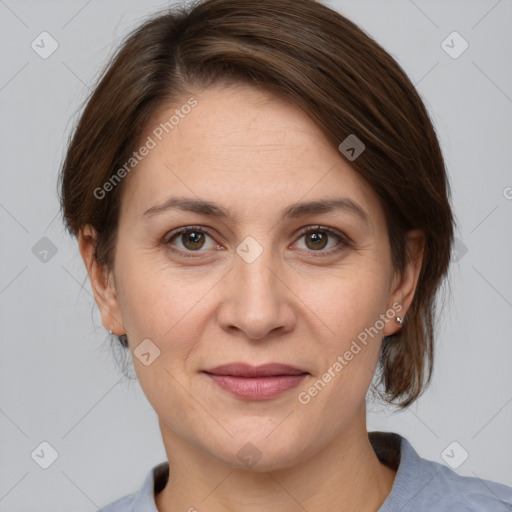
[218,234,294,339]
[235,235,282,307]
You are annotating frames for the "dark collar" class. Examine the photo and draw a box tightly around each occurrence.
[369,431,402,471]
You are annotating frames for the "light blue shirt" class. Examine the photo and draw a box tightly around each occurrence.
[101,432,512,511]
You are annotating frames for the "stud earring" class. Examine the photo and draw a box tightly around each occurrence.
[396,317,404,325]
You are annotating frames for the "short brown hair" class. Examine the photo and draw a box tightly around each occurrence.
[59,0,454,407]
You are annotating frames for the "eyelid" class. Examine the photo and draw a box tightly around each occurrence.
[164,225,215,242]
[293,225,352,245]
[163,224,351,256]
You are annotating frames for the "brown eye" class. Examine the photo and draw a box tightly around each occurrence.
[180,230,206,250]
[293,226,349,256]
[305,231,328,250]
[165,227,217,255]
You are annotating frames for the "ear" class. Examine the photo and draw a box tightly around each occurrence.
[383,229,425,336]
[78,225,126,335]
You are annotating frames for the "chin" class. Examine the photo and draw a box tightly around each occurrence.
[212,428,313,473]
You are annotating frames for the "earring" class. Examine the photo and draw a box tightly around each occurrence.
[396,317,404,325]
[109,325,113,335]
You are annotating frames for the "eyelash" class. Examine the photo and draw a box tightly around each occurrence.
[163,225,351,258]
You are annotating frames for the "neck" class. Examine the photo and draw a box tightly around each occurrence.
[155,415,396,512]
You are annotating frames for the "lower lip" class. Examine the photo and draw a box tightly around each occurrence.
[204,373,307,400]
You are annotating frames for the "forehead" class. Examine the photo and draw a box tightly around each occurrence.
[119,84,383,225]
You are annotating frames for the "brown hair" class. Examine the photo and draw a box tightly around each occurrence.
[59,0,454,407]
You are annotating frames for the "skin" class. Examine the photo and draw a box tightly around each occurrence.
[79,83,424,512]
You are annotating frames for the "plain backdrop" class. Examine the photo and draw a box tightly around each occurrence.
[0,0,511,510]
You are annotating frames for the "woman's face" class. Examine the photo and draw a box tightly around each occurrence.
[85,84,420,471]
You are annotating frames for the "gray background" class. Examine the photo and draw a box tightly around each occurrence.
[1,0,511,510]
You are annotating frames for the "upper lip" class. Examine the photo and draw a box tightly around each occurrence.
[203,363,308,377]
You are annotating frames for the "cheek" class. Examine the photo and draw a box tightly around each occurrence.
[114,267,209,415]
[308,265,391,343]
[300,267,390,396]
[113,257,221,400]
[114,248,211,340]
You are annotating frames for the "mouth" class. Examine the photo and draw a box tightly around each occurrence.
[204,362,308,377]
[202,363,309,400]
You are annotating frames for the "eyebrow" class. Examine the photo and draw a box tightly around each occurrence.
[142,196,369,224]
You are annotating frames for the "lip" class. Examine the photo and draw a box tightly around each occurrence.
[202,363,309,400]
[205,362,308,377]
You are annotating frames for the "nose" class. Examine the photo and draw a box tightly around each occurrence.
[216,243,296,341]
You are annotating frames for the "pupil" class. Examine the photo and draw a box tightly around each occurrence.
[307,231,327,250]
[184,231,204,249]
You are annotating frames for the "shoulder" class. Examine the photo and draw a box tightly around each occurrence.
[99,462,169,512]
[101,494,136,512]
[371,432,512,512]
[410,456,512,511]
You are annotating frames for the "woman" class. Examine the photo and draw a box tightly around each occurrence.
[59,0,512,510]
